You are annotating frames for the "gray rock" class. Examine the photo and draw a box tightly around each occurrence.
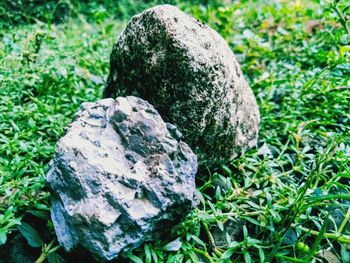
[104,5,260,161]
[46,96,198,261]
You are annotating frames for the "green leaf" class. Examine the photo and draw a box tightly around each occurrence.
[242,216,261,226]
[151,246,160,263]
[0,229,7,245]
[196,190,206,206]
[188,251,200,263]
[47,253,66,263]
[27,210,49,220]
[220,248,234,261]
[144,244,152,263]
[259,247,265,263]
[243,225,248,239]
[341,245,350,262]
[190,235,206,247]
[221,164,232,176]
[244,251,252,263]
[17,222,43,248]
[217,220,224,231]
[246,201,260,210]
[162,238,182,252]
[127,253,143,263]
[166,254,184,263]
[220,242,240,261]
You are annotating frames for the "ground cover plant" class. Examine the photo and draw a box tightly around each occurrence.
[0,0,349,262]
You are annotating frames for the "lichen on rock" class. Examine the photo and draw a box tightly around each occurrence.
[104,4,260,161]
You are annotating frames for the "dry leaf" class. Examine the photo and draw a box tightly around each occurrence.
[318,250,341,263]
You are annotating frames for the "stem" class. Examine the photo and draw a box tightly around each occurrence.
[271,142,337,261]
[198,181,213,192]
[275,254,305,263]
[307,194,350,204]
[202,222,223,257]
[338,207,350,234]
[193,247,215,263]
[332,2,350,34]
[299,225,350,244]
[35,253,47,263]
[303,211,330,262]
[203,222,216,248]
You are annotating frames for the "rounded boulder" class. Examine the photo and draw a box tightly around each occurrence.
[104,5,260,161]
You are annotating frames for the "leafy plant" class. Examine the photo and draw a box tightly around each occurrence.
[0,0,349,262]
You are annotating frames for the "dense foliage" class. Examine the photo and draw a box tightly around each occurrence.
[0,0,349,262]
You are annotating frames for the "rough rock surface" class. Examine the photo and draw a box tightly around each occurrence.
[46,96,198,261]
[104,5,260,161]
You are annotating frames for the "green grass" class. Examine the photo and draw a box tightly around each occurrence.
[1,0,350,262]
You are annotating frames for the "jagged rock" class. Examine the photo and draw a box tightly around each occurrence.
[46,96,198,261]
[104,5,260,161]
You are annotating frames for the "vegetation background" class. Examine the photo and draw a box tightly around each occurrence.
[0,0,349,262]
